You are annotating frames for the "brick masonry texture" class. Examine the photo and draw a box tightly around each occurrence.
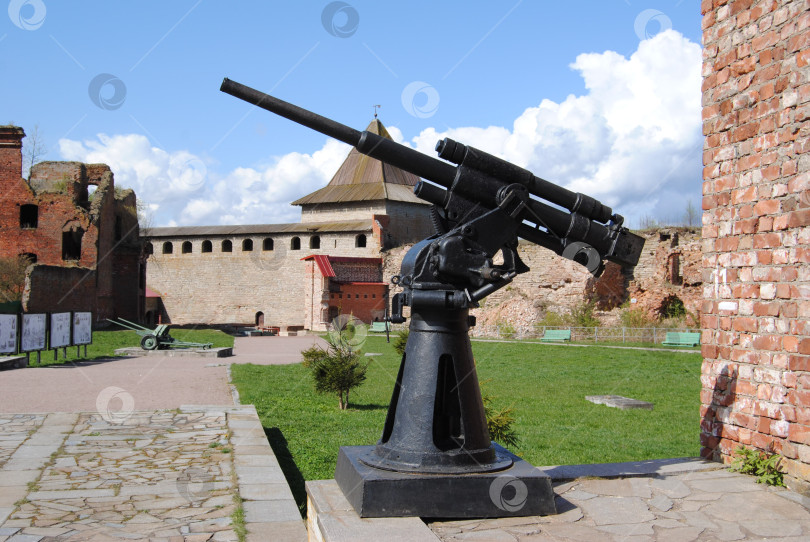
[700,0,810,488]
[0,127,143,322]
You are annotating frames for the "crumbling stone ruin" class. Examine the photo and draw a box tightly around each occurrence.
[0,126,144,321]
[382,227,703,335]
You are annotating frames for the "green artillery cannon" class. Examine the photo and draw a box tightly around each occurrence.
[107,319,213,350]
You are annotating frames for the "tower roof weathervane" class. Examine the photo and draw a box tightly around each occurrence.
[373,104,381,119]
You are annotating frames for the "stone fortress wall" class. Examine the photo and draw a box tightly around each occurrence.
[145,229,380,326]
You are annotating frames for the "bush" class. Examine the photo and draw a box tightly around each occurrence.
[497,320,516,339]
[536,310,567,329]
[661,296,686,319]
[481,380,519,448]
[393,329,409,356]
[620,307,655,328]
[302,336,368,410]
[730,446,785,486]
[569,301,600,327]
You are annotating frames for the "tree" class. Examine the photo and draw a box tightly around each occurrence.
[683,199,699,227]
[0,255,33,302]
[393,329,409,356]
[637,214,660,230]
[302,335,368,410]
[22,124,47,180]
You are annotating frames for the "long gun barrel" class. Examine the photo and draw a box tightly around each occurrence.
[220,78,644,269]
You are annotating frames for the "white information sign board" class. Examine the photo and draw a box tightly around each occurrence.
[73,312,92,345]
[21,313,46,352]
[0,314,17,354]
[50,312,71,349]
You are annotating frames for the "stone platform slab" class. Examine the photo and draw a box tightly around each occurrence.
[307,458,810,542]
[0,356,27,371]
[115,346,233,358]
[307,479,439,542]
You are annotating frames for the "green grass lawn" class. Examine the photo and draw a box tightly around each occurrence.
[231,336,702,514]
[27,327,234,367]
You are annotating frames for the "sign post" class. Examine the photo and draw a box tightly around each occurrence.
[72,312,92,357]
[21,313,46,364]
[50,312,71,360]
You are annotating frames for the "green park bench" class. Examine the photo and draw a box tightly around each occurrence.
[369,321,390,333]
[662,331,701,347]
[540,329,571,342]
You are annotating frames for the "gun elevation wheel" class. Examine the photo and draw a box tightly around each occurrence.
[141,335,159,350]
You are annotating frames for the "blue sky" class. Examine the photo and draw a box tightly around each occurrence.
[2,1,703,228]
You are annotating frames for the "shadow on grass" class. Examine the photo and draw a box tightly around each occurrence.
[265,427,307,518]
[348,402,387,411]
[31,356,129,368]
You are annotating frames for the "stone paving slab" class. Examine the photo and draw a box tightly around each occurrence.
[428,466,810,541]
[0,406,306,542]
[585,395,654,410]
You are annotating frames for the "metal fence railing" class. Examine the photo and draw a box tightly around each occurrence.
[369,322,699,345]
[470,326,699,344]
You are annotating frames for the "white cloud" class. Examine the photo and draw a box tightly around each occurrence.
[411,29,702,227]
[59,134,350,226]
[60,30,701,229]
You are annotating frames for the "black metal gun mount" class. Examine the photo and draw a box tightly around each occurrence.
[221,78,645,519]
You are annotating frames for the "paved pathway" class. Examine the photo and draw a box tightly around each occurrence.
[226,336,326,365]
[0,337,324,414]
[0,336,315,541]
[0,406,306,542]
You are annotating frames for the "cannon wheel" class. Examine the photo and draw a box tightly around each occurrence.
[140,335,159,350]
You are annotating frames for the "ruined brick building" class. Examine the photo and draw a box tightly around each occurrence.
[700,0,810,491]
[143,119,432,330]
[0,126,144,321]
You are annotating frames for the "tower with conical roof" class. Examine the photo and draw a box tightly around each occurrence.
[292,119,433,248]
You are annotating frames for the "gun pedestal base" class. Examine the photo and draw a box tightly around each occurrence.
[334,444,557,518]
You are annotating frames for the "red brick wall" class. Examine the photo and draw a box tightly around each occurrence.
[329,283,387,324]
[701,0,810,490]
[24,265,97,315]
[0,127,25,182]
[0,127,143,323]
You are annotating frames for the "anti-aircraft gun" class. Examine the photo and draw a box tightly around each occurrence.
[221,78,645,519]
